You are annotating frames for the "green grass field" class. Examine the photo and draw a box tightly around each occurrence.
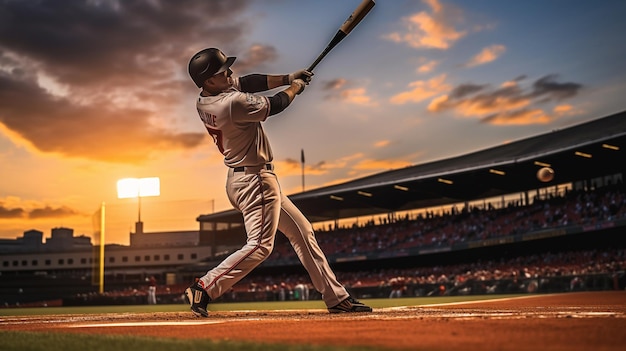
[0,295,521,351]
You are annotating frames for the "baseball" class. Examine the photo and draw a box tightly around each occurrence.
[537,167,555,182]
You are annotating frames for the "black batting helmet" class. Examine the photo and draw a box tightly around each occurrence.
[188,48,236,88]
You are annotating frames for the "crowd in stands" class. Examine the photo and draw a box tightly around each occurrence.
[226,185,626,300]
[44,245,626,307]
[233,247,625,300]
[268,186,626,260]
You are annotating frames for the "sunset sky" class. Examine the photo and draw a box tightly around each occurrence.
[1,0,625,245]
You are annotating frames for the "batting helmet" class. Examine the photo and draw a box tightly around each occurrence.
[188,48,236,88]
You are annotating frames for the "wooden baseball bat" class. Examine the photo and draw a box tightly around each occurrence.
[307,0,376,72]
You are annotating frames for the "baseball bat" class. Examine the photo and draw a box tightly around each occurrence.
[307,0,376,72]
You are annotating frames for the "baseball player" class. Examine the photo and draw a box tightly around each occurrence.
[184,48,372,316]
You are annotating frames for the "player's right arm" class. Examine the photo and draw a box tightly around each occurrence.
[227,79,306,124]
[267,79,306,116]
[235,77,307,117]
[238,70,312,93]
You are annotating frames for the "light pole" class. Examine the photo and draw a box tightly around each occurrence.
[117,177,160,234]
[301,148,305,192]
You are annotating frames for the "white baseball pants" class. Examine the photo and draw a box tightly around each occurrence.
[198,166,350,307]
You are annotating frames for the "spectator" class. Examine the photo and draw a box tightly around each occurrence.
[147,276,157,305]
[294,281,310,301]
[389,276,406,298]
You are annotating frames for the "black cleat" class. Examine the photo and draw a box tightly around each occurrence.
[328,296,373,313]
[183,281,211,317]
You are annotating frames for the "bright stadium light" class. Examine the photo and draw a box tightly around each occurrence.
[117,177,160,198]
[117,177,160,233]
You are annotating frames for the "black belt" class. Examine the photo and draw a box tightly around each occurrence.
[232,164,273,172]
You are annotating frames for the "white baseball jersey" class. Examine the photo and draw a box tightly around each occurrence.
[196,77,273,168]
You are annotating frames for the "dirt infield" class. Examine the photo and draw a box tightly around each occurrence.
[2,291,625,351]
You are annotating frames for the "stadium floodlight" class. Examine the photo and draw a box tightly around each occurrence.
[116,177,160,231]
[117,177,160,198]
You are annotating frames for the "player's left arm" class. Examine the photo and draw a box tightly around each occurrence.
[239,70,313,93]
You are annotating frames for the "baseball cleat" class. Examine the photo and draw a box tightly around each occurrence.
[184,281,211,317]
[328,296,372,313]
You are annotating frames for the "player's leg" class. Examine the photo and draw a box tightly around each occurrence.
[277,194,347,306]
[188,172,281,316]
[202,172,280,296]
[278,194,371,312]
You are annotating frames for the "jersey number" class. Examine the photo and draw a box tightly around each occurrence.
[205,126,225,154]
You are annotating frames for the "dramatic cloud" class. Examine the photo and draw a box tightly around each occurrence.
[0,72,206,162]
[374,140,391,148]
[321,78,375,106]
[428,75,583,125]
[29,206,80,219]
[480,109,551,125]
[417,59,439,73]
[530,75,582,101]
[0,205,25,219]
[384,0,467,50]
[353,158,413,171]
[464,44,506,67]
[337,88,376,106]
[279,158,327,177]
[0,0,273,163]
[322,78,348,91]
[0,202,79,219]
[390,74,451,104]
[229,44,279,74]
[553,104,574,114]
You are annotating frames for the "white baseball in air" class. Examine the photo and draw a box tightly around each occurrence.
[537,167,555,182]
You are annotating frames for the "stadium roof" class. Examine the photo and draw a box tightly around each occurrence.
[197,110,626,225]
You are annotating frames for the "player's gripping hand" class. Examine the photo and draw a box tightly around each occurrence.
[289,69,313,84]
[291,79,306,95]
